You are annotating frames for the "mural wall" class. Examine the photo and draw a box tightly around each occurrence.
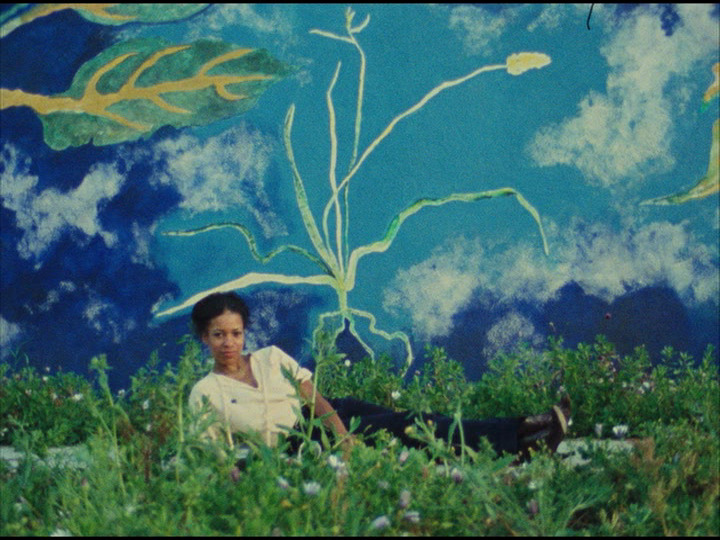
[1,4,718,387]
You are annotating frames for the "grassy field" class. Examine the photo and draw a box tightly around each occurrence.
[1,335,718,536]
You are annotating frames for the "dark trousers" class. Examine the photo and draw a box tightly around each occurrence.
[300,397,521,456]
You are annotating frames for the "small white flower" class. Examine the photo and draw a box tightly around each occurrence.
[398,489,411,509]
[594,423,603,438]
[71,393,83,401]
[398,449,409,464]
[117,389,126,398]
[142,399,150,410]
[42,376,49,383]
[377,480,390,490]
[277,476,290,490]
[612,424,629,439]
[344,360,351,367]
[450,467,464,484]
[403,510,421,524]
[50,528,72,537]
[391,390,401,401]
[44,366,51,373]
[370,515,391,530]
[327,454,348,477]
[303,481,321,496]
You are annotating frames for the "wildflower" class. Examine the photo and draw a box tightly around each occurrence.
[398,449,409,464]
[277,476,290,490]
[450,467,464,484]
[42,376,49,383]
[398,489,411,509]
[303,481,321,496]
[594,423,603,438]
[44,366,51,373]
[377,480,390,490]
[370,515,391,531]
[50,528,72,537]
[344,360,351,367]
[327,454,348,478]
[142,399,150,410]
[391,390,401,401]
[327,454,343,469]
[117,389,126,398]
[24,389,32,396]
[71,393,83,401]
[403,510,421,524]
[612,424,628,439]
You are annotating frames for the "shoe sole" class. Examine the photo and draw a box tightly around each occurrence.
[552,405,569,435]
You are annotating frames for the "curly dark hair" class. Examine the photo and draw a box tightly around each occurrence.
[190,292,250,337]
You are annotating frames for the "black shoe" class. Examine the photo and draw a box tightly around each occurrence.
[515,396,571,463]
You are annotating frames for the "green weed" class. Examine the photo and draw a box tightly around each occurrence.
[1,335,718,536]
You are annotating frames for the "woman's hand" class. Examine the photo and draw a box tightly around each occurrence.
[339,433,360,459]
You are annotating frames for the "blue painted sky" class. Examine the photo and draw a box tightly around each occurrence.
[1,4,718,388]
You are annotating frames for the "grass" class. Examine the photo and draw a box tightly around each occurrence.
[1,335,718,536]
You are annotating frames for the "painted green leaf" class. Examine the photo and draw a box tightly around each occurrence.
[0,4,208,37]
[75,4,209,25]
[1,38,289,149]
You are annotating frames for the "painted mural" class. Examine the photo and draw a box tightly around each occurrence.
[1,4,718,388]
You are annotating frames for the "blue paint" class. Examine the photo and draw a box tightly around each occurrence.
[1,5,717,390]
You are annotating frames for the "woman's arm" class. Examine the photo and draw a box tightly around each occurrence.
[299,380,348,437]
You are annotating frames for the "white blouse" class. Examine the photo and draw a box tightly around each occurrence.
[188,346,313,447]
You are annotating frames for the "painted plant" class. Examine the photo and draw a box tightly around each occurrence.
[155,9,551,371]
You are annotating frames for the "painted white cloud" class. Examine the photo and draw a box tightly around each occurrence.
[83,291,136,345]
[0,317,22,358]
[528,4,719,187]
[1,144,124,262]
[383,236,489,339]
[243,289,306,351]
[448,5,514,56]
[483,311,544,360]
[383,220,718,339]
[494,219,719,307]
[148,124,286,239]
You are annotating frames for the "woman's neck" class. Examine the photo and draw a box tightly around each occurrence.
[214,353,250,376]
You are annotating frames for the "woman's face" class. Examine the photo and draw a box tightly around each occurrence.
[202,309,246,367]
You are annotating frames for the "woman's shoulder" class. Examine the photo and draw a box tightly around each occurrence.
[252,345,293,362]
[190,371,218,393]
[252,345,312,381]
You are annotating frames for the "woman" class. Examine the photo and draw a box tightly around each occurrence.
[188,292,570,460]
